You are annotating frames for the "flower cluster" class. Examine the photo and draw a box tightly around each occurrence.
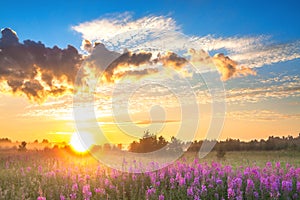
[0,152,299,199]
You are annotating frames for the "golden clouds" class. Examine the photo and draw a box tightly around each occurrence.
[212,53,256,81]
[188,48,256,81]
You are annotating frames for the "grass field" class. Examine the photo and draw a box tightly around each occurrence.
[183,150,300,167]
[0,149,299,199]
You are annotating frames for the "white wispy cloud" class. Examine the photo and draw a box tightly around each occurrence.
[225,76,300,104]
[72,13,300,69]
[231,41,300,68]
[72,13,178,52]
[72,13,178,41]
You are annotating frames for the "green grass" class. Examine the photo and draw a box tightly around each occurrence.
[183,150,300,167]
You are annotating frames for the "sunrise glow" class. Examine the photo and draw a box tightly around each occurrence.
[69,132,93,153]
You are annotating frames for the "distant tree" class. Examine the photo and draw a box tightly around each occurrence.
[167,136,183,155]
[128,133,300,153]
[158,136,168,148]
[0,138,11,143]
[18,141,27,151]
[187,140,203,152]
[42,139,49,143]
[129,141,139,152]
[129,131,169,153]
[90,145,102,153]
[103,143,111,151]
[117,144,122,150]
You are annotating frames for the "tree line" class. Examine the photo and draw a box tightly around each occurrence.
[1,133,300,152]
[128,132,300,153]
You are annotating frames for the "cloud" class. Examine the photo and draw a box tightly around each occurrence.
[155,52,188,69]
[0,27,191,103]
[0,28,82,102]
[104,51,152,82]
[225,77,300,104]
[212,53,256,80]
[188,49,256,80]
[72,13,178,50]
[84,39,249,83]
[3,13,299,104]
[83,42,190,83]
[231,41,300,68]
[135,119,180,125]
[81,39,93,53]
[227,110,300,121]
[0,15,261,104]
[72,13,300,70]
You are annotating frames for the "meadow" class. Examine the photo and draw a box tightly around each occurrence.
[0,149,299,200]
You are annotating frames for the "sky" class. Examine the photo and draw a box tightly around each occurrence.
[0,0,299,145]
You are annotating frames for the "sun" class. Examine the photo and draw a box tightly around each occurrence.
[69,132,94,153]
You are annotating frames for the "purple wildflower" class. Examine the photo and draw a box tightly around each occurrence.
[228,188,235,199]
[70,193,76,200]
[179,177,186,187]
[82,184,92,200]
[246,178,254,194]
[281,180,293,192]
[216,179,223,185]
[193,176,200,185]
[95,188,105,195]
[72,183,78,192]
[146,187,156,199]
[201,184,207,195]
[194,195,200,200]
[104,178,110,186]
[253,191,259,199]
[187,186,194,196]
[275,162,281,169]
[158,194,164,200]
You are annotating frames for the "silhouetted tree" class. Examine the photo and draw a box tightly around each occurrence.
[0,138,11,143]
[158,136,168,148]
[129,131,170,153]
[18,141,27,151]
[42,139,49,144]
[167,136,183,155]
